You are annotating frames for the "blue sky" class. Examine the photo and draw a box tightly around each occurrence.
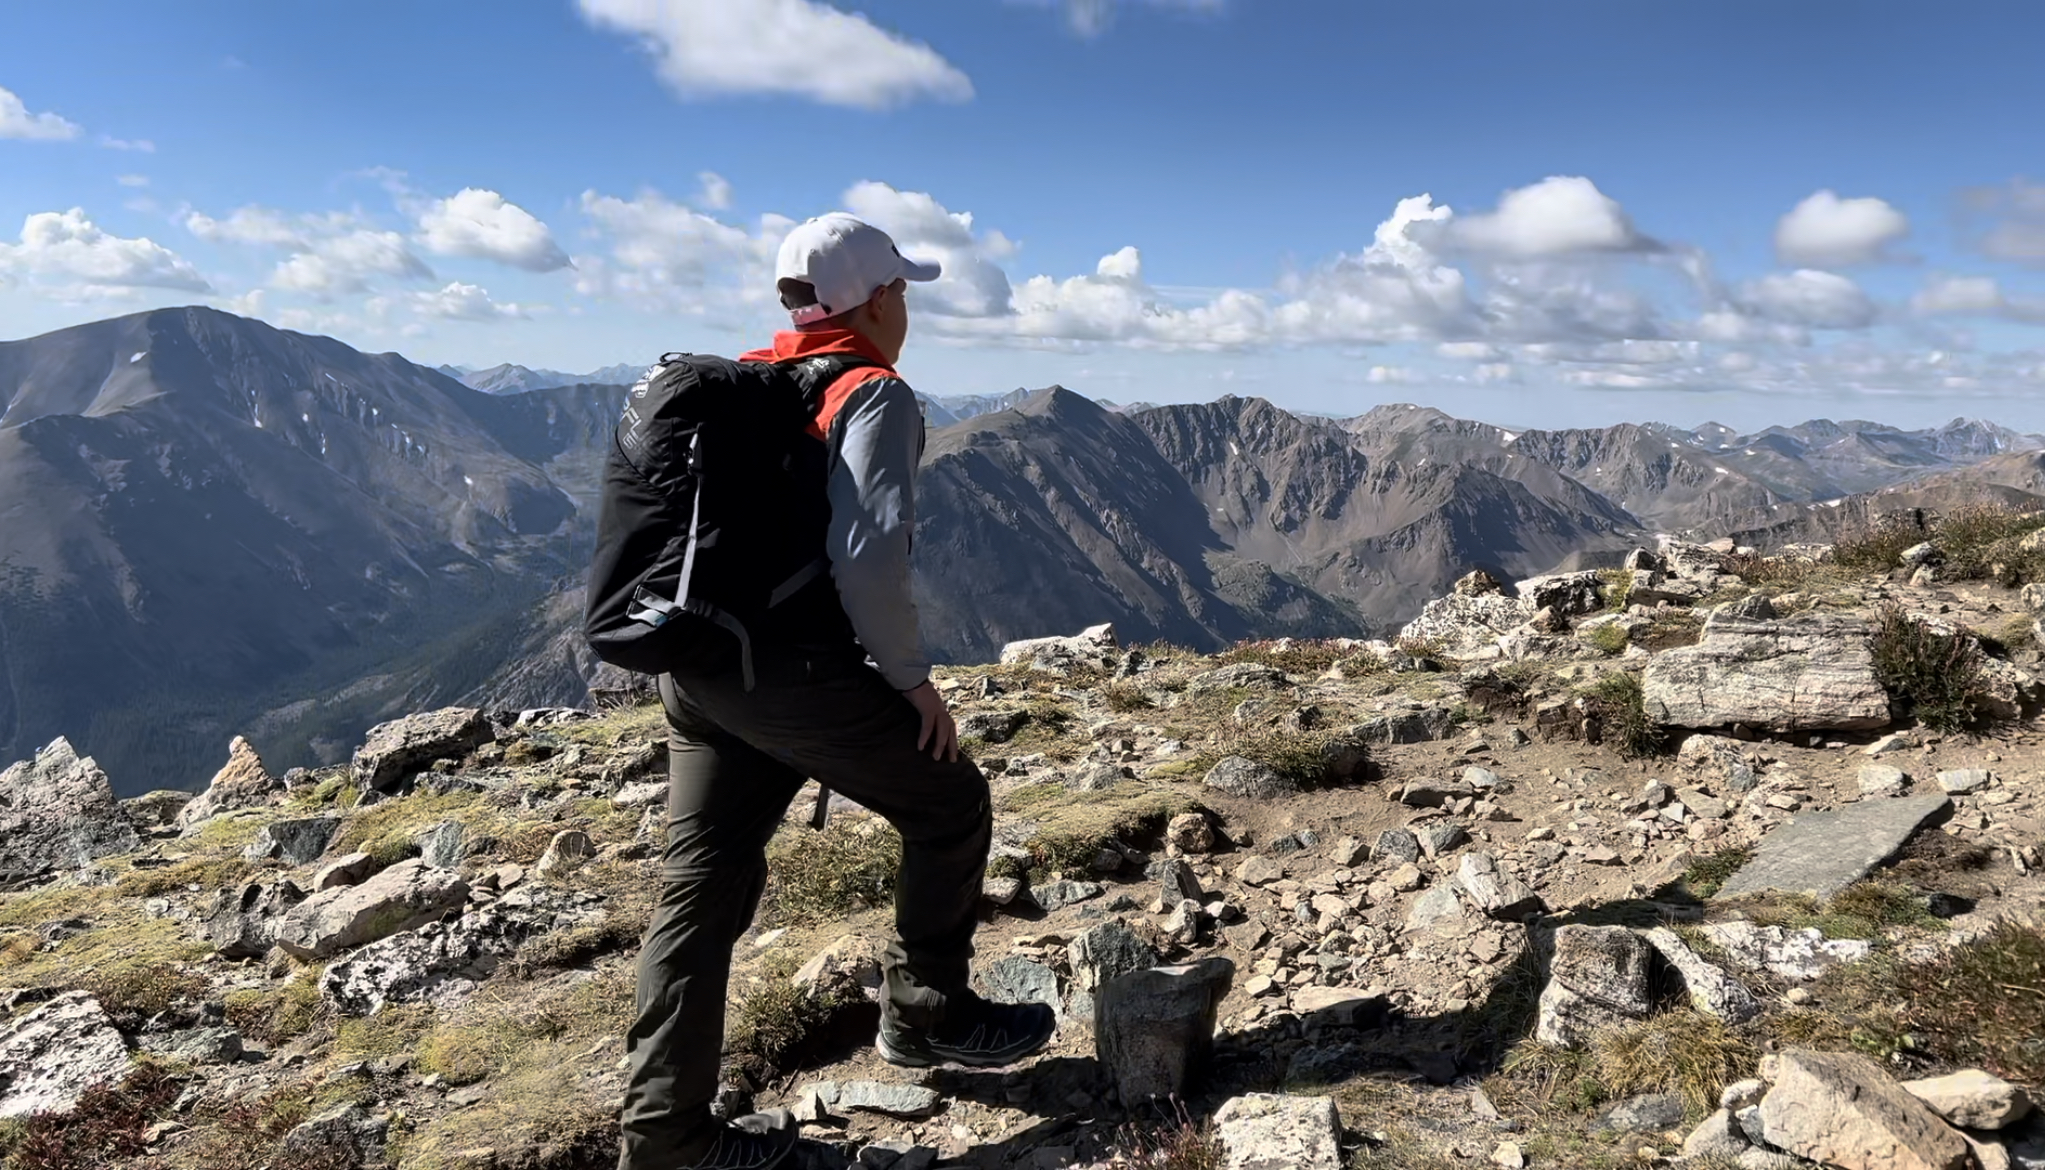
[4,0,2045,431]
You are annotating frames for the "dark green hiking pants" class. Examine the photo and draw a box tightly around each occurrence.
[616,648,992,1170]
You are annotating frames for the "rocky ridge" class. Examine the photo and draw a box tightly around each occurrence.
[0,534,2043,1168]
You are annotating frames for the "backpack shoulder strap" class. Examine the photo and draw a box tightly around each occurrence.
[808,365,897,441]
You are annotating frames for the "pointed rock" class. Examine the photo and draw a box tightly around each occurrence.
[1760,1049,1974,1170]
[177,736,285,832]
[0,738,139,883]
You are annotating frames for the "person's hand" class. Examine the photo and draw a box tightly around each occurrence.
[905,680,959,762]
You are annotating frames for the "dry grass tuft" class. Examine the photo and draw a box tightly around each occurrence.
[1212,638,1350,677]
[1869,603,1989,733]
[763,816,901,926]
[1583,671,1663,759]
[1109,1099,1223,1170]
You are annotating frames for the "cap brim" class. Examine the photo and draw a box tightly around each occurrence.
[900,256,942,283]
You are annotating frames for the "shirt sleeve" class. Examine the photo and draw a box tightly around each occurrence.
[824,375,932,691]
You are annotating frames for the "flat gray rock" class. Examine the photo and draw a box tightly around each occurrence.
[1644,612,1892,732]
[1715,794,1952,902]
[1203,756,1296,800]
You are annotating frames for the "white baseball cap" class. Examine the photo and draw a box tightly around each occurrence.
[775,212,941,326]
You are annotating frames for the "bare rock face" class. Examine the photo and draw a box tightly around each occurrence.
[176,736,286,833]
[273,859,470,961]
[352,707,495,793]
[319,898,577,1015]
[0,738,140,883]
[1094,957,1234,1103]
[1517,570,1608,618]
[1398,593,1535,656]
[1213,1093,1344,1170]
[1643,612,1892,732]
[1759,1049,1974,1170]
[124,789,195,829]
[1535,925,1654,1048]
[243,816,342,866]
[0,991,130,1119]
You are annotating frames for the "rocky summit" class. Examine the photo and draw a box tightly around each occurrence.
[1,531,2044,1169]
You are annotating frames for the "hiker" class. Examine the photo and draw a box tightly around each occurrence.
[604,213,1058,1170]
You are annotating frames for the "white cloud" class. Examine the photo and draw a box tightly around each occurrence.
[1364,365,1413,384]
[185,206,307,247]
[1270,195,1474,343]
[98,135,154,153]
[1735,269,1877,329]
[116,174,149,188]
[272,229,434,296]
[696,172,733,211]
[843,181,1015,318]
[0,208,211,292]
[1774,190,1909,267]
[576,0,972,110]
[411,281,530,321]
[575,187,774,307]
[0,85,81,140]
[1449,176,1650,257]
[415,188,570,272]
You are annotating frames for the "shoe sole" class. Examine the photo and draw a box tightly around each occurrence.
[875,1026,1054,1070]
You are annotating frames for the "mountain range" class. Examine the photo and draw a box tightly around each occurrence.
[6,306,2043,793]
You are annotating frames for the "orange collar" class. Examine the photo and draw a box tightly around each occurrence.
[739,329,896,371]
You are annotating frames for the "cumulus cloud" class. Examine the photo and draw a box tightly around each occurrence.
[0,85,81,140]
[415,188,570,272]
[1735,269,1878,329]
[98,135,154,153]
[1774,190,1909,267]
[1437,341,1505,361]
[272,229,434,296]
[1269,195,1474,343]
[186,204,436,298]
[576,0,972,110]
[574,187,776,309]
[843,181,1015,317]
[0,208,211,292]
[1910,274,2045,323]
[411,281,530,321]
[1448,176,1651,257]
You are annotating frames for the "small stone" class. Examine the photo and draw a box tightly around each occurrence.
[1455,852,1544,918]
[1387,863,1425,892]
[1406,886,1464,933]
[1214,1094,1343,1170]
[1374,829,1422,865]
[1204,756,1297,800]
[1491,1140,1526,1168]
[1937,769,1992,795]
[534,830,596,877]
[982,877,1022,906]
[1329,836,1367,867]
[1417,823,1468,859]
[1033,880,1104,912]
[1235,857,1286,887]
[1859,765,1909,797]
[834,1081,941,1117]
[1165,812,1216,854]
[1599,1092,1687,1134]
[1683,1109,1751,1159]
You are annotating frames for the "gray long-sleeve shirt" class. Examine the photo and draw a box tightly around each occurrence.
[823,374,932,691]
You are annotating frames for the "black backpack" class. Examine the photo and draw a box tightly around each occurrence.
[582,351,879,688]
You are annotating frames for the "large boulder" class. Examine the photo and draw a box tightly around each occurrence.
[1203,756,1295,800]
[243,816,342,866]
[1535,925,1655,1048]
[1517,570,1608,619]
[1643,612,1892,732]
[352,707,495,793]
[998,623,1118,673]
[1713,795,1952,902]
[0,738,139,883]
[0,991,130,1119]
[1094,958,1234,1103]
[176,736,286,833]
[1901,1070,2034,1131]
[320,907,551,1016]
[1760,1049,1974,1170]
[1398,593,1535,656]
[1699,922,1872,983]
[273,859,470,961]
[1213,1094,1344,1170]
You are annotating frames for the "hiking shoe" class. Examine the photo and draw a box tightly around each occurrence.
[876,991,1056,1069]
[675,1108,797,1170]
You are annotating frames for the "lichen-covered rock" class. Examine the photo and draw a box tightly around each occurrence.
[998,623,1118,673]
[1641,927,1760,1023]
[1517,570,1607,618]
[1900,1069,2034,1131]
[1202,756,1295,799]
[202,879,309,959]
[273,859,470,961]
[1067,922,1162,994]
[243,815,341,866]
[1214,1093,1344,1170]
[125,789,195,829]
[1456,852,1544,919]
[353,707,495,793]
[1699,922,1872,982]
[176,736,285,832]
[535,829,597,877]
[1165,812,1216,854]
[1535,925,1654,1048]
[1678,734,1760,793]
[1398,593,1535,656]
[319,908,548,1016]
[0,738,139,883]
[1644,612,1892,731]
[1760,1049,1973,1170]
[0,992,130,1119]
